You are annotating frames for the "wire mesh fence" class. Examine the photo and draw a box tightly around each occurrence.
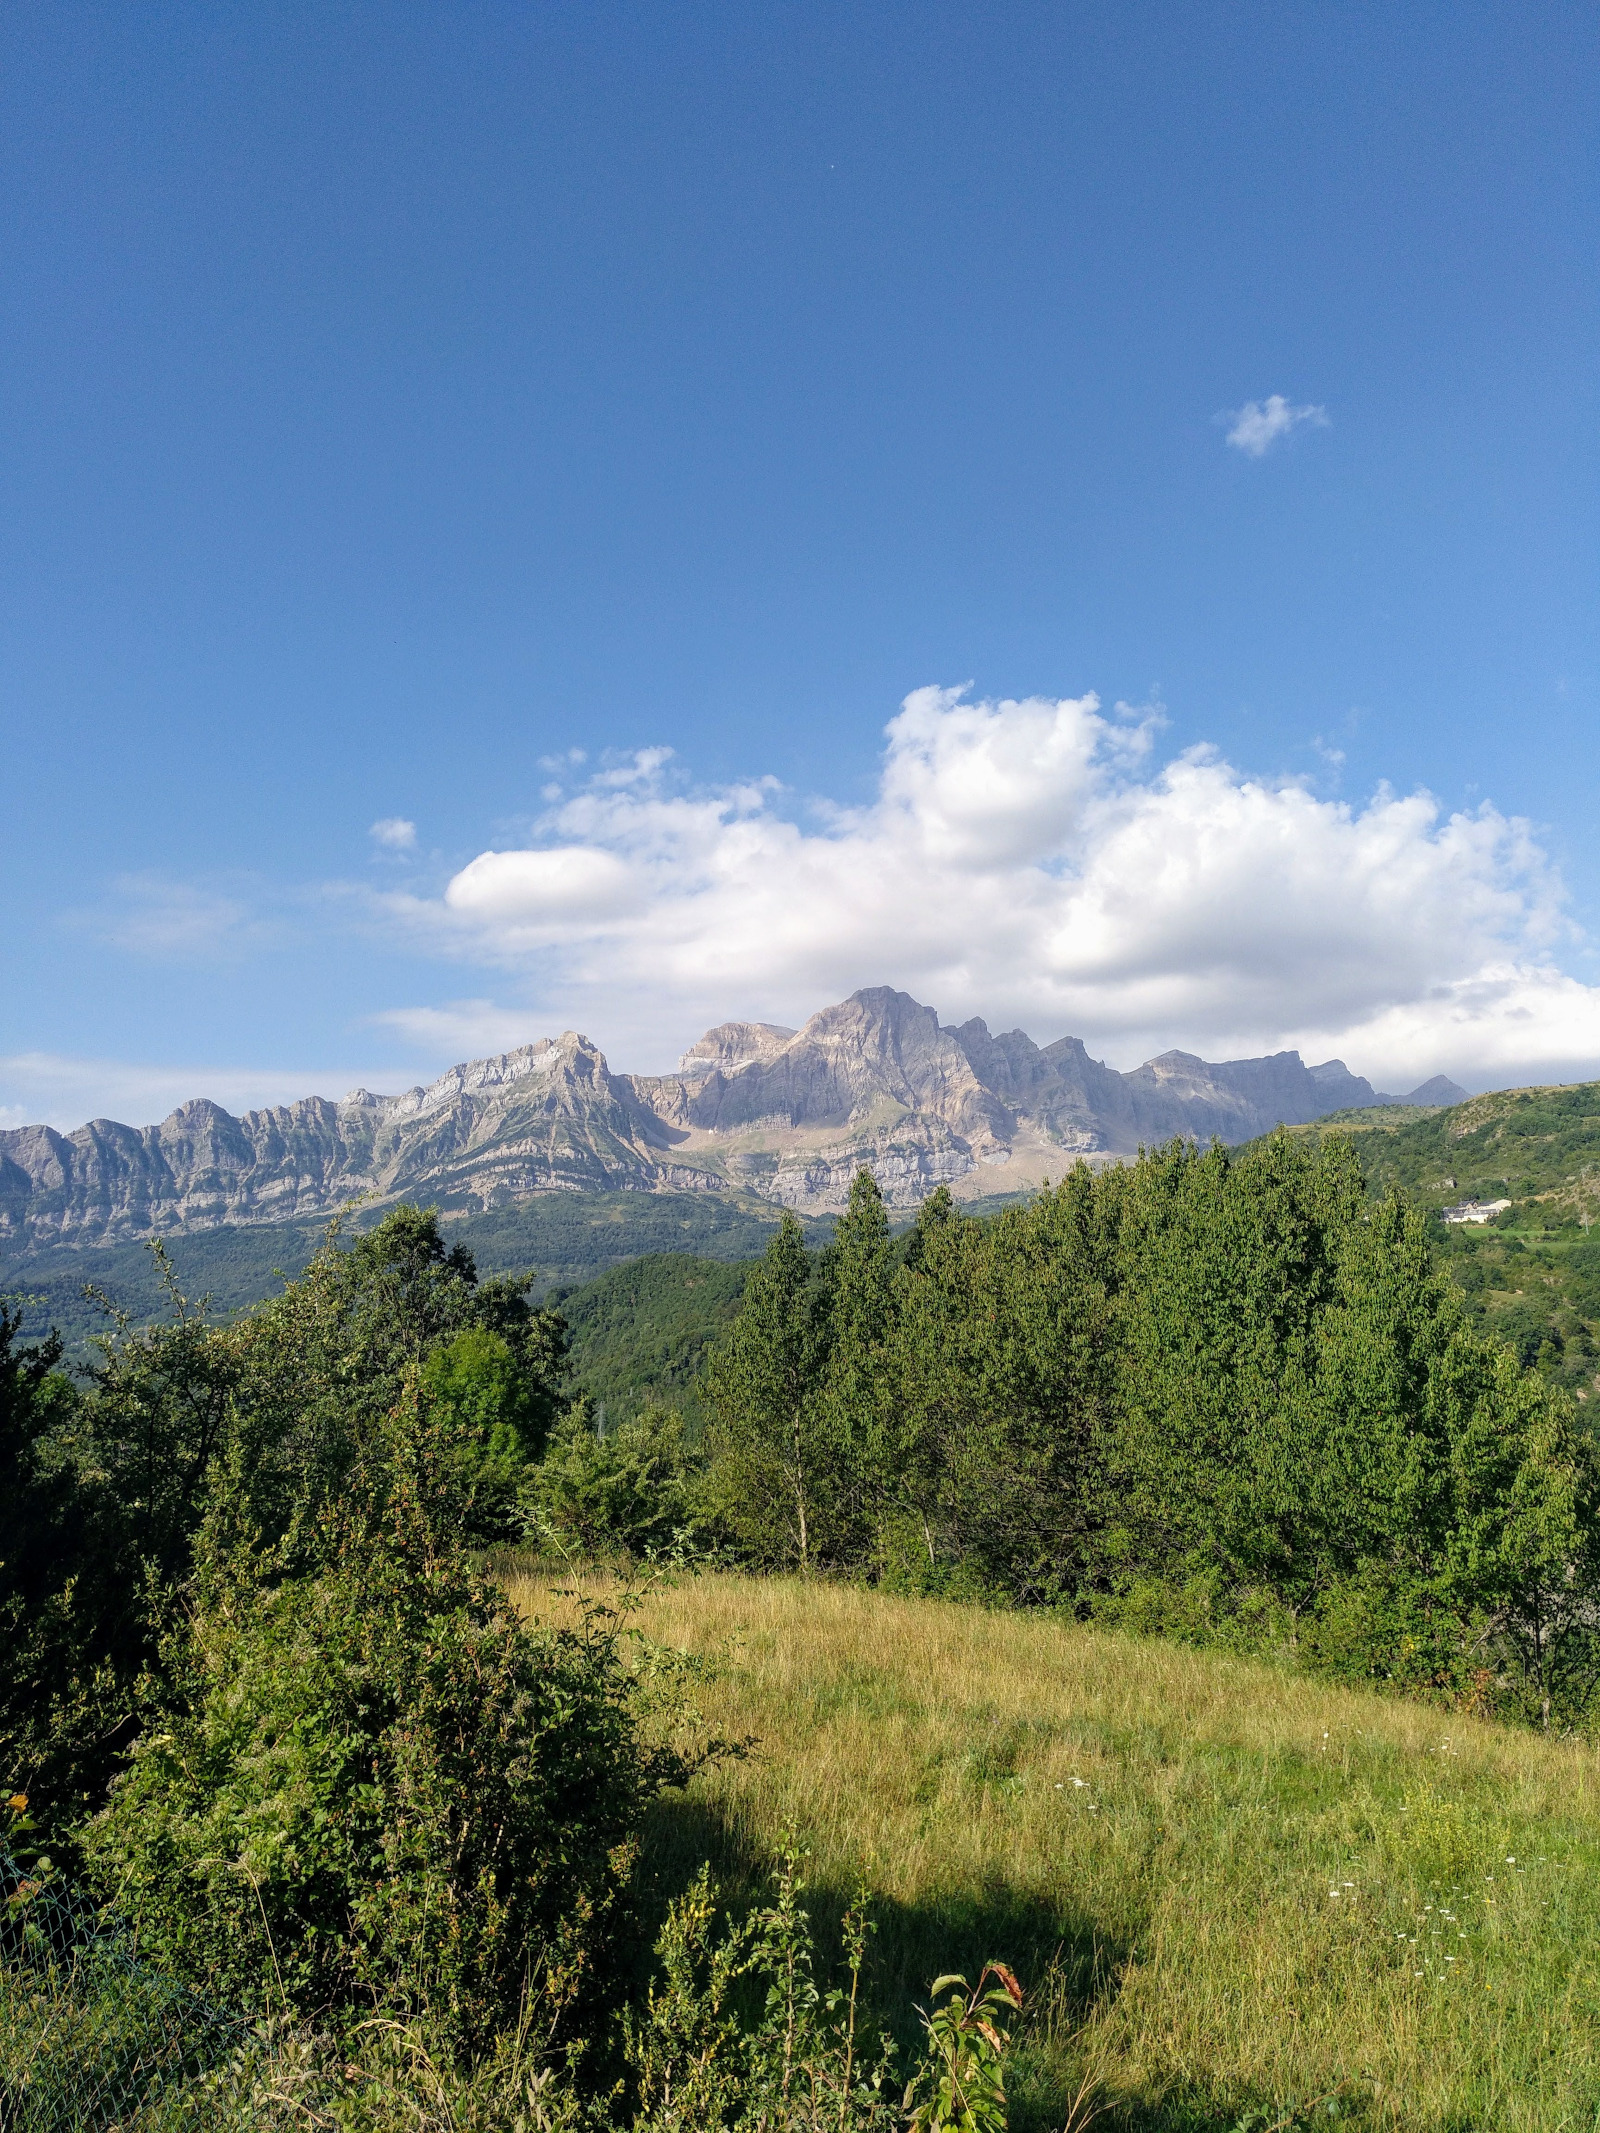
[0,1847,251,2132]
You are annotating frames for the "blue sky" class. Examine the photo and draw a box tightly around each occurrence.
[2,1,1596,1127]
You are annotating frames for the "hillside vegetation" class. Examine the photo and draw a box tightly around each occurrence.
[1279,1082,1600,1399]
[647,1136,1600,1733]
[512,1567,1600,2133]
[1301,1083,1600,1215]
[2,1207,1062,2129]
[5,1152,1600,2128]
[556,1251,751,1427]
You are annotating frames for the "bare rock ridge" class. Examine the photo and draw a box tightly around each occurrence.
[0,987,1467,1249]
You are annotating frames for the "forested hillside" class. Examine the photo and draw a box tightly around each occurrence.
[1,1207,1026,2126]
[1277,1082,1600,1399]
[674,1136,1599,1730]
[555,1251,750,1427]
[1299,1082,1600,1211]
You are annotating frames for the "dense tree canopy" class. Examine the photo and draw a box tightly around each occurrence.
[696,1138,1600,1726]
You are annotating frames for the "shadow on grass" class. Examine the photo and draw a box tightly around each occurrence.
[637,1794,1381,2133]
[639,1792,1124,2133]
[642,1789,1124,2024]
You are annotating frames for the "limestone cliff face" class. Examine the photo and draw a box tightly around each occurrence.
[638,991,1012,1144]
[0,988,1420,1248]
[0,1033,674,1250]
[674,1022,798,1079]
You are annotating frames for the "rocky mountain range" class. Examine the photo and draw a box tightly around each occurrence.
[0,987,1466,1250]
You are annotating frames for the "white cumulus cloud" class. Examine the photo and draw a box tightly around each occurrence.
[374,685,1600,1090]
[370,817,418,851]
[1224,394,1330,456]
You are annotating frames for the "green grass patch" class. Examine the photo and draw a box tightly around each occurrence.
[513,1568,1600,2132]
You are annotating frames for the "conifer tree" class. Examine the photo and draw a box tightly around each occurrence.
[701,1214,826,1566]
[816,1168,897,1557]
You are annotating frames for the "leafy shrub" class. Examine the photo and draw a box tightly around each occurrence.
[229,1208,569,1552]
[4,1208,575,1838]
[421,1326,546,1539]
[48,1842,1020,2133]
[525,1404,700,1562]
[0,1303,125,1832]
[84,1424,688,2061]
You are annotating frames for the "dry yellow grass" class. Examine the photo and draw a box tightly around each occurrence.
[508,1567,1600,2132]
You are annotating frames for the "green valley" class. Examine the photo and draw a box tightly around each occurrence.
[554,1250,751,1428]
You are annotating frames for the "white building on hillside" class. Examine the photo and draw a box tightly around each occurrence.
[1440,1198,1512,1225]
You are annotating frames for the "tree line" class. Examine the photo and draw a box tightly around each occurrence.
[686,1134,1600,1729]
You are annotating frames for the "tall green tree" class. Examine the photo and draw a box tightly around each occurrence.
[701,1214,827,1566]
[1108,1133,1368,1587]
[815,1168,898,1558]
[885,1172,1118,1599]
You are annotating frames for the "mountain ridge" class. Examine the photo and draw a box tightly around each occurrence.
[0,986,1465,1249]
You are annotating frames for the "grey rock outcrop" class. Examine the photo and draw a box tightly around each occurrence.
[0,988,1438,1247]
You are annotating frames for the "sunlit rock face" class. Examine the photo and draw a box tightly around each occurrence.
[0,987,1435,1244]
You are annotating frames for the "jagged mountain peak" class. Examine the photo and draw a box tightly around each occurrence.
[368,1032,600,1124]
[802,985,941,1043]
[677,1020,798,1078]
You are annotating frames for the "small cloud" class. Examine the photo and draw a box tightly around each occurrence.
[89,875,260,959]
[596,746,674,789]
[1222,394,1330,457]
[370,817,418,851]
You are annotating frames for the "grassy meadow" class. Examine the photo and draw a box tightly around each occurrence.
[510,1567,1600,2133]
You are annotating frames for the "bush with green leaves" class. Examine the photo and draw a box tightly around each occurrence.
[39,1840,1018,2133]
[0,1302,128,1831]
[83,1404,688,2063]
[524,1403,700,1563]
[3,1207,574,1839]
[228,1207,569,1551]
[421,1324,553,1539]
[626,1841,1019,2133]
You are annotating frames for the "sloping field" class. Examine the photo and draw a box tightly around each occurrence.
[510,1569,1600,2132]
